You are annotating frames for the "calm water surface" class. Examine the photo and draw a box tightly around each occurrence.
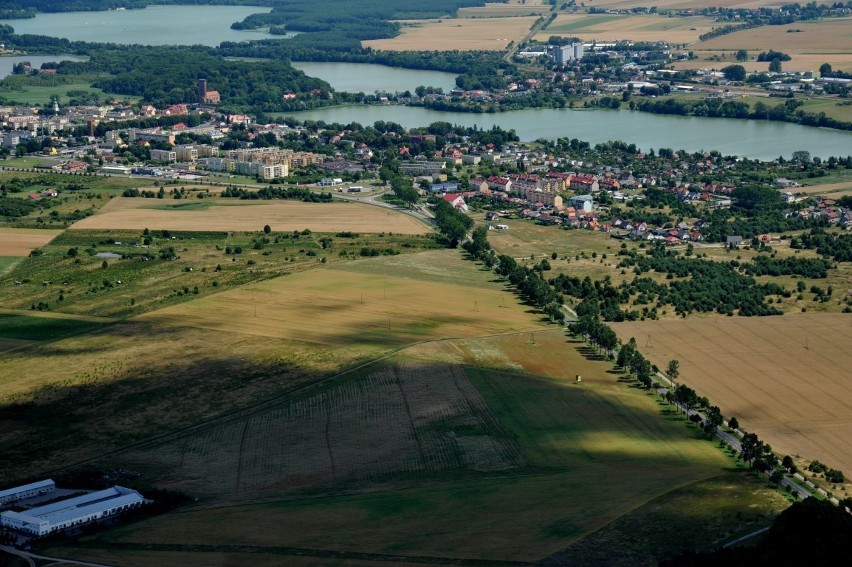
[292,62,457,94]
[286,105,852,160]
[5,6,286,46]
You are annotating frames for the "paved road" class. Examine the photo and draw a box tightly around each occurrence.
[504,0,567,62]
[333,188,434,224]
[650,371,813,501]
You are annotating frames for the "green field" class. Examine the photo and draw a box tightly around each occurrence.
[0,74,135,106]
[145,201,216,211]
[0,257,22,275]
[0,229,441,318]
[0,313,109,341]
[0,157,55,169]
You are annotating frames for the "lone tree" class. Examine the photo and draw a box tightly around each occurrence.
[728,416,739,430]
[666,359,680,384]
[263,224,271,234]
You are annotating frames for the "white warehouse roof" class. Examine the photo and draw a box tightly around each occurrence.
[0,479,55,501]
[1,485,143,536]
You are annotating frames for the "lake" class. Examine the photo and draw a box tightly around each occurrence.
[284,105,852,160]
[292,62,457,94]
[4,6,290,47]
[0,55,88,80]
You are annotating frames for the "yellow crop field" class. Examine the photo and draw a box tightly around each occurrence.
[137,250,546,352]
[612,313,852,472]
[0,228,62,256]
[541,14,718,44]
[69,197,430,234]
[363,16,538,51]
[693,19,852,72]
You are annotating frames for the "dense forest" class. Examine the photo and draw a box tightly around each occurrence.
[57,47,329,112]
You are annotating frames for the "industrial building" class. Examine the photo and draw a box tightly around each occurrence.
[0,485,144,537]
[0,479,55,507]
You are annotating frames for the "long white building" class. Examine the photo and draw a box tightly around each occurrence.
[0,485,143,537]
[0,479,55,507]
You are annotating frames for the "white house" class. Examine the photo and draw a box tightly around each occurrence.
[442,193,468,213]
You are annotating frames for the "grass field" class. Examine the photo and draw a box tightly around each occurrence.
[541,14,717,44]
[0,337,33,355]
[0,228,62,256]
[0,74,135,106]
[136,250,546,351]
[612,313,852,473]
[0,312,110,341]
[0,157,55,168]
[0,229,440,318]
[363,16,538,51]
[64,329,753,564]
[693,18,852,72]
[0,320,361,483]
[0,249,541,483]
[107,361,526,502]
[70,197,430,234]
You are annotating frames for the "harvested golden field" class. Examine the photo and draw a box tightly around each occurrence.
[693,19,852,72]
[612,313,852,472]
[69,197,430,234]
[363,16,538,51]
[794,181,852,198]
[541,14,717,44]
[136,250,546,351]
[0,227,62,256]
[459,1,549,18]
